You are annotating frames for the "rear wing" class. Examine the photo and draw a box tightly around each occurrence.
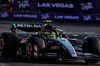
[11,23,43,32]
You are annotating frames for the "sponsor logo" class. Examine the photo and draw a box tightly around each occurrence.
[83,15,92,21]
[38,3,74,8]
[41,14,50,19]
[0,12,8,18]
[17,24,42,28]
[55,15,79,20]
[13,14,37,18]
[80,2,93,10]
[17,24,33,27]
[96,17,100,20]
[17,0,30,8]
[45,53,57,57]
[34,24,42,28]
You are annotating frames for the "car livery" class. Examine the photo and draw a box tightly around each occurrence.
[0,22,100,64]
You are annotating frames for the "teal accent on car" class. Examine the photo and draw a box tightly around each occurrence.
[46,38,58,41]
[13,23,16,28]
[46,38,66,48]
[39,54,42,56]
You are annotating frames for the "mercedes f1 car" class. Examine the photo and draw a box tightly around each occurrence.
[0,21,100,63]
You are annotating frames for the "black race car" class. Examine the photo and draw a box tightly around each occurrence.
[0,22,100,63]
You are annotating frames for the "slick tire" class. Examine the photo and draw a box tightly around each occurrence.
[26,36,45,59]
[26,39,34,60]
[32,36,45,49]
[82,36,100,63]
[0,32,19,56]
[82,36,100,55]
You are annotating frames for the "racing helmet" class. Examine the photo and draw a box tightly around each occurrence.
[43,20,53,30]
[45,32,56,38]
[43,24,53,30]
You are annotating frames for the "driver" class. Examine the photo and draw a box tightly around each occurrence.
[45,31,56,38]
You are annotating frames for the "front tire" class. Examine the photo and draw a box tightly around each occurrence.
[26,39,34,59]
[26,36,45,60]
[82,36,100,63]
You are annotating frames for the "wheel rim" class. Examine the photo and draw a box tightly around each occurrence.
[27,43,32,55]
[34,44,39,57]
[0,38,4,51]
[26,42,33,59]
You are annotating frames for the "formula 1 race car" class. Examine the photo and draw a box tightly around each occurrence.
[0,21,100,63]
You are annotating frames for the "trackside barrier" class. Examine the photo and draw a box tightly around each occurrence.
[0,11,100,22]
[14,0,100,13]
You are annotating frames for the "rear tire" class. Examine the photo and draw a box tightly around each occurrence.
[82,36,100,63]
[0,32,18,56]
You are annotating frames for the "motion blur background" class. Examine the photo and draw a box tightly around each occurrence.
[0,0,100,23]
[0,0,14,11]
